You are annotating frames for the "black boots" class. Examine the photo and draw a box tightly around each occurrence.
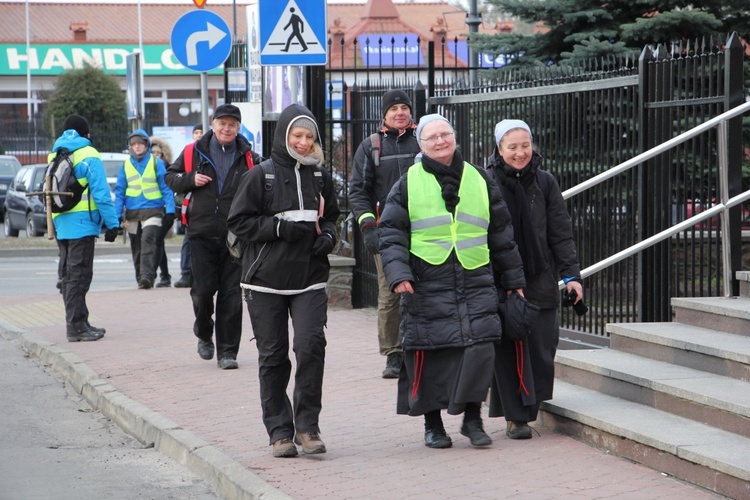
[460,403,492,447]
[382,352,403,379]
[424,410,452,448]
[66,322,105,342]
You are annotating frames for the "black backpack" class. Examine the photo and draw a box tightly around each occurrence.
[46,149,85,213]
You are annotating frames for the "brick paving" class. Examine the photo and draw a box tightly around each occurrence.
[0,287,722,499]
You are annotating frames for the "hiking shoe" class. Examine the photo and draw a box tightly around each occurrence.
[217,357,238,370]
[173,274,191,288]
[86,322,106,336]
[424,427,452,449]
[197,340,214,360]
[506,421,532,440]
[156,276,171,288]
[382,352,402,379]
[67,323,105,342]
[272,438,298,458]
[460,418,492,447]
[294,432,327,454]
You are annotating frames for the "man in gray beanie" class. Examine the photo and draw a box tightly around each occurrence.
[349,89,421,378]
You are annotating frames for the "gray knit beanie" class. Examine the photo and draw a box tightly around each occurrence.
[415,114,451,147]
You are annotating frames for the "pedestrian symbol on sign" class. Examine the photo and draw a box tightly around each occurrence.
[262,0,325,57]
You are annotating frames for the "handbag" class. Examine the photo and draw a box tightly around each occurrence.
[498,290,540,341]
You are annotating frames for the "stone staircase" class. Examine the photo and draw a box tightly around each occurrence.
[540,271,750,499]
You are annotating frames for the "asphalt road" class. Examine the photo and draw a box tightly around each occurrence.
[0,330,219,499]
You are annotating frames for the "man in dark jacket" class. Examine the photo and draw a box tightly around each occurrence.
[348,89,420,378]
[165,104,261,369]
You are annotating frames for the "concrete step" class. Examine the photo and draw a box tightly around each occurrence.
[738,271,750,298]
[540,381,750,499]
[555,349,750,438]
[607,322,750,382]
[671,296,750,336]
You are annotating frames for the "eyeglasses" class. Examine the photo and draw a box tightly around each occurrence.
[420,131,454,143]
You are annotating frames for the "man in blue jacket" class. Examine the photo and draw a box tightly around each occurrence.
[51,114,120,342]
[114,129,175,289]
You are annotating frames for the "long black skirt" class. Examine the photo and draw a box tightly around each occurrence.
[397,342,494,416]
[489,307,558,422]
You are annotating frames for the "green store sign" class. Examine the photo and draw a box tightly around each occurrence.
[0,44,223,76]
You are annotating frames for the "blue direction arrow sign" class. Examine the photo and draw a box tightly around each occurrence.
[171,10,232,72]
[259,0,327,66]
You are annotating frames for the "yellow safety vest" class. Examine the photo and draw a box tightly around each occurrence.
[47,146,100,218]
[124,155,161,200]
[407,162,490,270]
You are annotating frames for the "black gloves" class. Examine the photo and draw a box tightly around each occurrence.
[363,226,379,255]
[163,212,175,228]
[277,219,313,242]
[104,227,119,242]
[313,233,335,256]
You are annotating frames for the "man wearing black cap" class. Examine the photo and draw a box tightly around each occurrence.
[50,114,121,342]
[349,89,421,378]
[166,103,261,369]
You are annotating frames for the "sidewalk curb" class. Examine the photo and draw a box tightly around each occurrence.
[0,321,291,500]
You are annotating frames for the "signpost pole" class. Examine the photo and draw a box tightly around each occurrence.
[201,72,210,131]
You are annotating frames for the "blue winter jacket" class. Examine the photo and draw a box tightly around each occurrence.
[114,154,175,217]
[51,130,120,240]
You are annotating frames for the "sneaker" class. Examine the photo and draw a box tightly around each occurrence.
[272,438,298,458]
[460,418,492,447]
[217,357,238,370]
[155,276,171,288]
[294,431,326,454]
[506,421,532,440]
[137,277,153,289]
[197,340,214,360]
[173,274,191,288]
[382,352,402,379]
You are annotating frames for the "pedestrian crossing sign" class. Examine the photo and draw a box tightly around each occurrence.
[259,0,328,66]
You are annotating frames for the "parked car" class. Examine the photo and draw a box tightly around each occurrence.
[3,163,47,237]
[685,198,750,230]
[0,154,23,217]
[100,152,129,202]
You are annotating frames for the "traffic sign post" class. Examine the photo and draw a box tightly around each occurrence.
[171,10,232,73]
[259,0,327,66]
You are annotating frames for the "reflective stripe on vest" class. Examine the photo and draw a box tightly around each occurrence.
[48,146,100,218]
[124,155,162,200]
[407,162,490,270]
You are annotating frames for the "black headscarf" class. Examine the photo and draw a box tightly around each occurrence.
[420,149,465,214]
[492,151,547,277]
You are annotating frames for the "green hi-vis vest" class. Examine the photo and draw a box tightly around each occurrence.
[48,146,100,218]
[407,162,490,270]
[124,155,162,200]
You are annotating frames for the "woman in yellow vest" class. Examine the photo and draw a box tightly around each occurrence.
[379,114,526,449]
[114,129,175,289]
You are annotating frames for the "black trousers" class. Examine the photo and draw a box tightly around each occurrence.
[129,220,162,283]
[157,218,171,279]
[58,236,95,333]
[246,288,328,444]
[189,237,242,359]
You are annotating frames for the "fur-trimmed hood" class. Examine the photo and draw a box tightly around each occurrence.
[149,136,174,165]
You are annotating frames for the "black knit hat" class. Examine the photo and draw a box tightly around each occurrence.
[382,90,412,116]
[193,123,203,132]
[62,114,90,137]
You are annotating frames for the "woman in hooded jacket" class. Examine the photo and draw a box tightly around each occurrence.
[150,136,175,287]
[227,104,340,458]
[486,119,583,440]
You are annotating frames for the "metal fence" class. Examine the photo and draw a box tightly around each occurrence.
[325,35,748,342]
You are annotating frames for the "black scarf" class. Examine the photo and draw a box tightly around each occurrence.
[420,149,464,214]
[494,153,547,278]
